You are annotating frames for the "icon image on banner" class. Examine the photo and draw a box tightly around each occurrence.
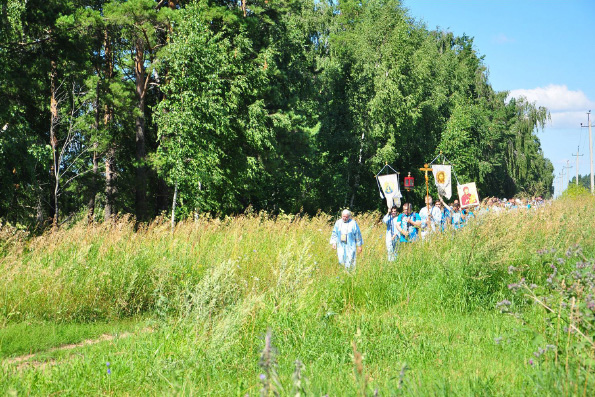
[457,182,480,208]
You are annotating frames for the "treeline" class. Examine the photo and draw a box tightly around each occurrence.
[0,0,554,227]
[569,174,593,191]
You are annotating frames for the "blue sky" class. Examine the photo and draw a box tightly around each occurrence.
[403,0,595,196]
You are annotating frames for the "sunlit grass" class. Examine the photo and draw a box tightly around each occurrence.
[1,194,594,394]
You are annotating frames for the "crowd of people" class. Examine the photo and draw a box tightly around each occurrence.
[329,195,546,269]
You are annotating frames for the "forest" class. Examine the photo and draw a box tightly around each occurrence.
[0,0,555,227]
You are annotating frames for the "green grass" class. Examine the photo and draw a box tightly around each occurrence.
[0,318,142,358]
[1,195,595,395]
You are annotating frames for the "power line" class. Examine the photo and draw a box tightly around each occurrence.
[580,111,594,194]
[562,160,573,192]
[572,147,583,186]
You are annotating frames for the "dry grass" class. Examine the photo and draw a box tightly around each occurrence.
[1,196,594,326]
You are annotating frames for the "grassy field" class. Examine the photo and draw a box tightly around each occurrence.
[1,193,595,395]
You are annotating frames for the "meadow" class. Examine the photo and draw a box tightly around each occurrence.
[1,193,594,395]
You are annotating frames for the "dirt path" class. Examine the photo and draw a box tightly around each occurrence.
[4,331,134,371]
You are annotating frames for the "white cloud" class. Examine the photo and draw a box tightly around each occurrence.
[493,33,515,44]
[550,111,592,129]
[509,85,594,112]
[508,85,595,129]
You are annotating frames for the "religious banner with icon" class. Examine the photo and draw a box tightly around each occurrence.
[432,165,452,199]
[377,173,402,209]
[457,182,480,208]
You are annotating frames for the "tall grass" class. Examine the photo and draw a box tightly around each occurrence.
[1,194,594,394]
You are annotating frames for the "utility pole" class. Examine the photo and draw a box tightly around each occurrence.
[563,160,573,192]
[572,147,583,186]
[580,111,594,194]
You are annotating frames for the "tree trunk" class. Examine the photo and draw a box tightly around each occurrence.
[104,144,117,221]
[87,80,100,224]
[36,185,45,227]
[349,130,366,209]
[87,145,99,223]
[134,40,148,221]
[171,182,178,232]
[103,30,116,222]
[50,59,59,229]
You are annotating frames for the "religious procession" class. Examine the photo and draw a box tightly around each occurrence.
[329,153,547,269]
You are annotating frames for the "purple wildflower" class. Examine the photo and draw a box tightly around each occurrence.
[496,299,511,307]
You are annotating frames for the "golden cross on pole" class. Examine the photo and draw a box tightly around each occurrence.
[419,163,433,199]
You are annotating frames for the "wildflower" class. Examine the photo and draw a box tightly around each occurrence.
[106,362,111,375]
[508,265,517,274]
[496,300,511,312]
[529,359,534,366]
[530,284,538,289]
[557,258,565,265]
[546,345,556,351]
[508,282,521,291]
[494,336,503,344]
[398,364,409,389]
[259,373,266,381]
[533,347,545,358]
[576,261,587,269]
[496,299,511,307]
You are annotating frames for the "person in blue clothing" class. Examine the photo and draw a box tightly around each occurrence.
[382,205,400,261]
[419,196,442,239]
[438,197,451,231]
[330,209,363,270]
[462,207,475,225]
[395,203,422,242]
[441,199,466,230]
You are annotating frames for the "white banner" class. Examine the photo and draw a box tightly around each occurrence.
[432,165,452,199]
[378,174,402,209]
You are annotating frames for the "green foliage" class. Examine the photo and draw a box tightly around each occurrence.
[0,0,558,225]
[1,196,595,394]
[569,174,593,192]
[502,245,595,393]
[561,183,590,199]
[0,319,139,357]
